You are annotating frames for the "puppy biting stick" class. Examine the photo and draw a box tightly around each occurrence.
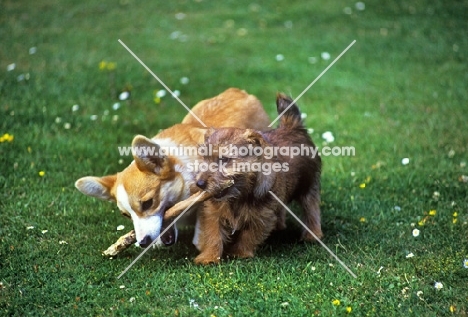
[102,180,234,256]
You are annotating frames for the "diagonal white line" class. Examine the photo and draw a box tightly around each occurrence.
[268,40,356,127]
[118,39,207,128]
[269,191,357,279]
[117,191,207,279]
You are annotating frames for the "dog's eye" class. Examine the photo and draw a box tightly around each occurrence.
[141,198,153,211]
[219,157,230,163]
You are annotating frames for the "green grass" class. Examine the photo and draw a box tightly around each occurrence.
[1,0,467,315]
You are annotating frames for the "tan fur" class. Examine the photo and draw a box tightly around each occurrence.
[75,88,270,247]
[194,94,322,264]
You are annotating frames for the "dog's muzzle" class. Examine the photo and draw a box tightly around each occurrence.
[214,186,230,199]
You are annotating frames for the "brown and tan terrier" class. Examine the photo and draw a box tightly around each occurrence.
[194,94,322,264]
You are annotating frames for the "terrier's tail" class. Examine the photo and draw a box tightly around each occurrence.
[276,94,304,130]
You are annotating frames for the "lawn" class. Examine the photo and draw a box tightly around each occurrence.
[1,0,467,316]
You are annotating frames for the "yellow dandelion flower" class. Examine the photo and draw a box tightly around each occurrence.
[346,306,352,313]
[359,183,366,188]
[38,171,45,177]
[453,212,458,217]
[106,62,116,71]
[418,220,425,226]
[452,218,457,224]
[429,210,436,216]
[450,305,456,313]
[332,299,341,306]
[99,61,107,70]
[359,217,366,223]
[0,133,14,143]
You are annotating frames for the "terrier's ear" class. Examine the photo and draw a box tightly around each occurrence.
[242,129,265,147]
[75,175,117,201]
[204,127,216,142]
[276,93,301,119]
[132,135,168,175]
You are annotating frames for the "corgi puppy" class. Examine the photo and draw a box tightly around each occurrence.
[75,88,270,248]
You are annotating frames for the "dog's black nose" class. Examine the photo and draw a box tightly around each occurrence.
[196,179,206,189]
[139,235,152,248]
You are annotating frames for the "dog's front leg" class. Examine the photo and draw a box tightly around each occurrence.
[194,204,224,265]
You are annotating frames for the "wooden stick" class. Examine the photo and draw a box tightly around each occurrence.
[102,230,136,257]
[163,191,212,219]
[164,179,234,219]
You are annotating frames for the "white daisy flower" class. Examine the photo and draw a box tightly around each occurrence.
[119,91,130,101]
[156,89,167,98]
[355,2,366,11]
[321,52,331,60]
[321,131,335,143]
[7,63,16,71]
[175,12,186,20]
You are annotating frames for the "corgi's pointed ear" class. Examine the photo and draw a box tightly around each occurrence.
[242,129,265,146]
[75,175,117,201]
[132,135,167,174]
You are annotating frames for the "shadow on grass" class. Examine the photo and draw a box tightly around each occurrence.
[109,203,364,265]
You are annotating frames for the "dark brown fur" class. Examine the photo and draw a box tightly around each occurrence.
[194,94,322,264]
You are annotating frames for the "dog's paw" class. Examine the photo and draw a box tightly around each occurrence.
[227,247,255,259]
[194,254,221,265]
[301,229,323,242]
